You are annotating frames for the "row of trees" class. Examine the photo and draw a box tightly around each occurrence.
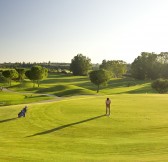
[70,54,127,77]
[1,52,168,93]
[1,52,167,82]
[1,66,48,87]
[69,54,127,92]
[131,52,168,80]
[69,53,168,93]
[1,54,114,92]
[69,52,168,81]
[0,62,70,70]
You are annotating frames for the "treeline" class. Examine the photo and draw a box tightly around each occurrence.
[0,66,48,87]
[69,53,168,93]
[0,61,100,74]
[131,52,168,80]
[131,52,168,93]
[1,52,168,93]
[69,54,128,92]
[1,52,168,81]
[70,54,128,77]
[0,62,70,72]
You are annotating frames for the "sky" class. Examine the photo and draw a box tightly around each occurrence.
[0,0,168,64]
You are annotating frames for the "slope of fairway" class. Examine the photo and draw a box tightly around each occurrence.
[0,94,168,162]
[9,73,155,96]
[0,91,54,106]
[36,84,96,96]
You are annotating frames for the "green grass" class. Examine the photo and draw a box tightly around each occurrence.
[0,91,54,106]
[0,94,168,161]
[36,84,95,96]
[8,74,98,96]
[8,74,156,96]
[0,73,166,161]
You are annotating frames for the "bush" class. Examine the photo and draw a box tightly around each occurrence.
[151,79,168,93]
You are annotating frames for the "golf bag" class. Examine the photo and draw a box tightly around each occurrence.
[18,110,25,118]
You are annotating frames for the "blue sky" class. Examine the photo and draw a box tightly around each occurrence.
[0,0,168,63]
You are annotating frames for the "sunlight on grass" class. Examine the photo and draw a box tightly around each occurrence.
[7,74,155,96]
[0,94,168,161]
[0,91,54,106]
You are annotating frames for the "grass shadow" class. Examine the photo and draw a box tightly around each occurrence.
[122,83,155,94]
[0,117,17,123]
[35,85,95,96]
[27,114,105,137]
[41,75,88,84]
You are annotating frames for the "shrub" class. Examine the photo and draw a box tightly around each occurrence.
[151,79,168,93]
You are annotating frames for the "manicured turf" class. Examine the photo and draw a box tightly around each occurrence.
[0,91,54,106]
[8,73,155,96]
[0,94,168,161]
[0,74,166,161]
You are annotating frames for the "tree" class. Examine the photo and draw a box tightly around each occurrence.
[89,69,111,93]
[100,60,127,78]
[157,52,168,78]
[0,72,7,84]
[2,69,18,86]
[131,52,160,80]
[151,79,168,93]
[15,68,26,85]
[161,64,168,79]
[70,54,92,76]
[25,66,48,87]
[157,52,168,64]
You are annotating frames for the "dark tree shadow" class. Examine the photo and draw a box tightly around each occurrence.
[0,117,17,123]
[27,114,105,137]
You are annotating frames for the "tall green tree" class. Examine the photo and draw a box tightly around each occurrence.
[89,69,111,93]
[25,66,48,87]
[70,54,92,76]
[131,52,160,80]
[2,69,18,86]
[157,52,168,64]
[157,52,168,78]
[15,68,26,85]
[100,60,127,78]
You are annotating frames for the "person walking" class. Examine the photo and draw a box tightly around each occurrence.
[105,98,111,116]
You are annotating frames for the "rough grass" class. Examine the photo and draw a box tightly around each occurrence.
[0,94,168,161]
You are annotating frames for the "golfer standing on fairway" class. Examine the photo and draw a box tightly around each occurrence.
[105,98,111,116]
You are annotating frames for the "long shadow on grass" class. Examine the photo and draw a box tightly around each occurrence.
[27,114,105,137]
[0,117,17,123]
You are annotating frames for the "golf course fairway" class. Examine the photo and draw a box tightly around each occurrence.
[0,94,168,162]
